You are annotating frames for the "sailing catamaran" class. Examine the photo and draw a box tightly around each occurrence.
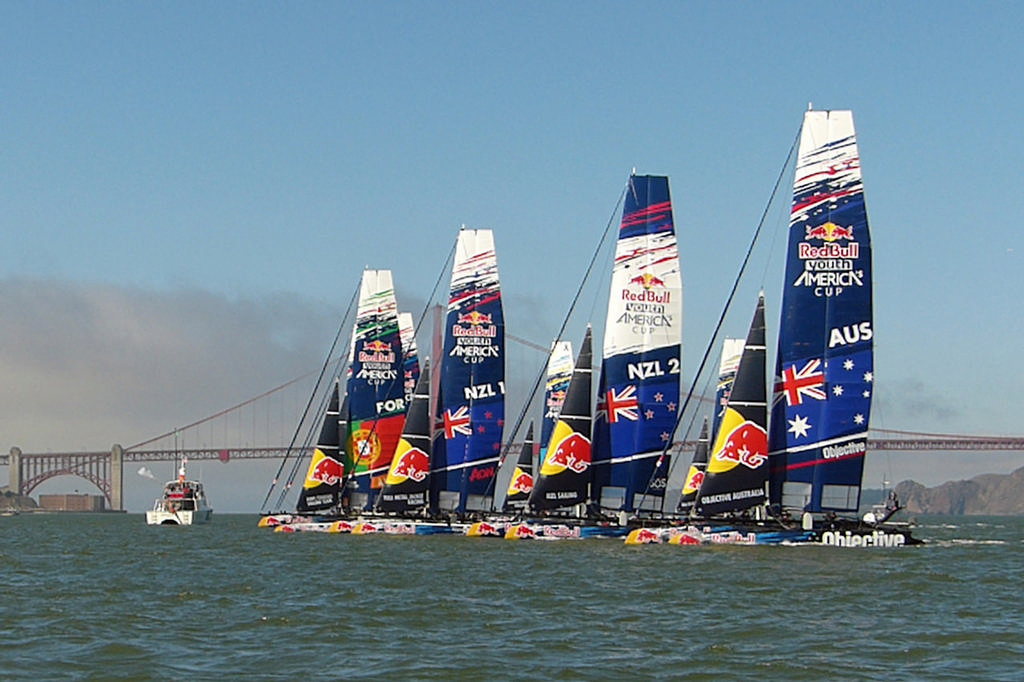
[260,268,411,531]
[502,173,683,539]
[630,109,917,546]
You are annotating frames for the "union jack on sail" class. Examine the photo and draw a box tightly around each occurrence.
[774,358,826,406]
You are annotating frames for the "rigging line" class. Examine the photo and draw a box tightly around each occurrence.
[274,360,346,511]
[636,125,802,514]
[127,371,318,451]
[369,233,458,512]
[259,282,360,513]
[670,340,724,484]
[482,179,628,510]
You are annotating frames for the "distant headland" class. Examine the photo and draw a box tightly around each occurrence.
[895,466,1024,515]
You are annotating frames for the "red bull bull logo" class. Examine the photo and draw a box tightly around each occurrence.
[457,310,493,325]
[682,469,705,495]
[805,221,854,242]
[467,521,502,537]
[505,524,536,540]
[364,339,392,353]
[625,528,662,545]
[541,433,590,475]
[714,421,767,470]
[306,453,344,488]
[507,470,534,496]
[629,272,668,290]
[386,447,429,484]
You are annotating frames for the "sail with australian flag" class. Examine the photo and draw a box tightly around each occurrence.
[346,269,407,510]
[768,110,873,514]
[436,228,505,514]
[592,174,682,513]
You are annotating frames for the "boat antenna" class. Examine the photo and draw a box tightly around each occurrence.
[635,123,801,513]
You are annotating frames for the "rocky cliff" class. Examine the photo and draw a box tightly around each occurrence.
[895,466,1024,515]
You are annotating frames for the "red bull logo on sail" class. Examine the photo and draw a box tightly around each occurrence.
[307,455,344,487]
[388,447,429,483]
[542,433,590,474]
[628,272,668,290]
[805,221,854,242]
[457,310,493,325]
[507,470,533,495]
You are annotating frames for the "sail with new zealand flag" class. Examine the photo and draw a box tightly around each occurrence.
[591,174,682,512]
[437,228,505,513]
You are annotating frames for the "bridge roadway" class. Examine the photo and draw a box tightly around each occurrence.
[5,437,1023,511]
[5,437,1024,469]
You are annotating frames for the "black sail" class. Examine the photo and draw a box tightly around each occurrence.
[378,360,432,513]
[528,327,593,512]
[695,295,769,517]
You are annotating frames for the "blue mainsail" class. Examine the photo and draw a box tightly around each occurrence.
[769,110,873,513]
[592,175,682,512]
[437,229,505,513]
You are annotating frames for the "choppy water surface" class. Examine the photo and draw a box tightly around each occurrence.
[2,514,1022,681]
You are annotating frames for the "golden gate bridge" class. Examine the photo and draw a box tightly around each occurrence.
[4,331,1022,510]
[5,429,1022,511]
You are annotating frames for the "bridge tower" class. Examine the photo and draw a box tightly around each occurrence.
[8,447,22,493]
[111,444,123,511]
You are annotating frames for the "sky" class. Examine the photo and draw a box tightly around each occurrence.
[3,2,1024,511]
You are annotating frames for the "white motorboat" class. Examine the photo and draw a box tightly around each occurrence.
[146,457,213,525]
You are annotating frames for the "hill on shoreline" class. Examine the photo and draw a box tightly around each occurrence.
[895,466,1024,515]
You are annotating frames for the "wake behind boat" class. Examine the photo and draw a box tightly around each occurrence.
[146,457,213,526]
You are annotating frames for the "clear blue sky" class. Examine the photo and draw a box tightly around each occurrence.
[4,2,1023,510]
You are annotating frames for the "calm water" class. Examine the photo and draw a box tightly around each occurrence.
[1,514,1022,681]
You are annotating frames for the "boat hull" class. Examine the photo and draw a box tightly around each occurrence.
[624,521,920,547]
[146,508,213,526]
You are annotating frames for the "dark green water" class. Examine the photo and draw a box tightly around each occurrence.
[2,514,1022,681]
